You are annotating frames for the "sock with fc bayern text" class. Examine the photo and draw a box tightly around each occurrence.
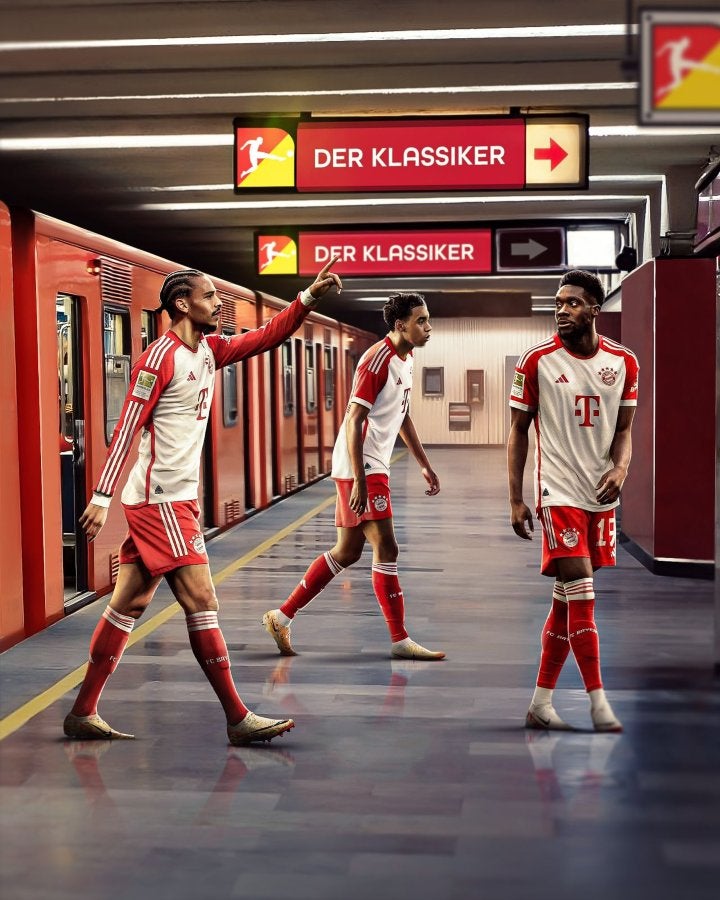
[71,605,135,717]
[565,577,603,693]
[372,562,408,642]
[186,611,248,725]
[279,551,345,620]
[535,581,571,690]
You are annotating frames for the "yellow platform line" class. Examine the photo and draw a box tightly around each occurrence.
[0,493,336,742]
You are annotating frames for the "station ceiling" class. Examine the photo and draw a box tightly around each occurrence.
[0,0,717,333]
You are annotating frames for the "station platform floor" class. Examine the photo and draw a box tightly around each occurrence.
[1,447,718,900]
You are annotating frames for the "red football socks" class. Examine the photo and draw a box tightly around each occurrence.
[536,582,571,689]
[280,551,344,618]
[565,577,603,693]
[186,611,248,724]
[72,606,134,716]
[371,562,408,642]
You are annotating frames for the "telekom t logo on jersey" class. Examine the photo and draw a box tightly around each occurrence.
[575,394,600,427]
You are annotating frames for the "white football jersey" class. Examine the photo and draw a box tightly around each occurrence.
[509,333,639,511]
[92,297,309,507]
[332,337,413,479]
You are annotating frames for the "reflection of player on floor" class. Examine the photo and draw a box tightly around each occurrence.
[656,36,720,98]
[508,270,639,733]
[263,293,445,661]
[240,136,289,179]
[63,259,341,745]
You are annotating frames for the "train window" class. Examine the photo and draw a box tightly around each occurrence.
[57,295,75,444]
[282,340,294,417]
[222,328,239,428]
[305,343,316,413]
[140,310,157,351]
[323,346,334,411]
[103,306,131,444]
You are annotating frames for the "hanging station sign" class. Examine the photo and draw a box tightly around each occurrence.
[235,115,589,193]
[256,229,493,277]
[255,221,624,277]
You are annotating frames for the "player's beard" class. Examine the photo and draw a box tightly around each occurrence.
[199,319,219,335]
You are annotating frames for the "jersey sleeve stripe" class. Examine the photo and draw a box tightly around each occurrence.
[601,337,639,365]
[368,345,392,374]
[96,401,143,495]
[145,335,174,371]
[509,399,532,412]
[517,337,556,370]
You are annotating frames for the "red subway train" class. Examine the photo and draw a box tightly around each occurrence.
[0,203,376,651]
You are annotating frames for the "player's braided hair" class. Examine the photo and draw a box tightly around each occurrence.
[383,292,426,329]
[559,270,605,307]
[158,269,203,317]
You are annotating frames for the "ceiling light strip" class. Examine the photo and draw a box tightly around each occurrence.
[0,24,635,53]
[135,195,642,211]
[0,83,635,105]
[2,126,713,153]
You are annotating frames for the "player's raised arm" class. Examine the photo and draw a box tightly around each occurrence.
[301,255,343,307]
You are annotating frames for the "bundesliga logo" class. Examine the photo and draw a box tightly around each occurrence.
[598,367,618,386]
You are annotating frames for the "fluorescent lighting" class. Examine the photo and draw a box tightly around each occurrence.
[0,82,635,106]
[589,125,719,136]
[3,121,714,153]
[0,134,234,150]
[135,195,642,211]
[0,24,635,53]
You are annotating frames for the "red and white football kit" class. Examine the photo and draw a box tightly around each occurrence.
[331,336,413,527]
[91,296,311,575]
[509,332,639,574]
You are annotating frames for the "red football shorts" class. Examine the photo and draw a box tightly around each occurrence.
[120,499,209,576]
[334,474,393,528]
[537,505,616,576]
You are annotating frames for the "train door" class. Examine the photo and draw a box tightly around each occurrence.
[320,341,336,472]
[57,293,88,606]
[302,332,320,481]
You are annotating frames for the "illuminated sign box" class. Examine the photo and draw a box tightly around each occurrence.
[256,229,492,277]
[235,115,588,193]
[257,221,624,277]
[640,9,720,125]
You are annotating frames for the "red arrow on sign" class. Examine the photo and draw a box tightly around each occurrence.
[533,138,568,171]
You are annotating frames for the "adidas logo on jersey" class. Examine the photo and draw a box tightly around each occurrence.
[555,374,569,383]
[396,377,402,385]
[542,488,550,497]
[154,485,164,494]
[187,371,197,381]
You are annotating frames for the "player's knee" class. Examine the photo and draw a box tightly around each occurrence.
[121,598,151,619]
[332,546,363,568]
[193,589,218,612]
[377,538,398,562]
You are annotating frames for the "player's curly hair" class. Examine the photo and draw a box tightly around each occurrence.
[559,270,605,307]
[158,269,203,317]
[382,292,426,329]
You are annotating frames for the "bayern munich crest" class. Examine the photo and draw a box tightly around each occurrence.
[189,532,206,554]
[597,367,618,386]
[560,527,580,549]
[373,495,388,512]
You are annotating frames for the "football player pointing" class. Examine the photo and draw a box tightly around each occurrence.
[65,259,341,745]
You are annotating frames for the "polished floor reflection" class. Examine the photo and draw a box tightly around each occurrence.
[1,448,718,900]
